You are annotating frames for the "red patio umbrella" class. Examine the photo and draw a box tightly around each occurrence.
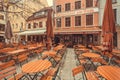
[5,20,13,39]
[102,0,116,52]
[46,9,54,50]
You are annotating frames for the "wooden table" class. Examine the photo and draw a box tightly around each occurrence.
[112,49,120,59]
[6,49,26,55]
[77,45,86,48]
[97,66,120,80]
[43,51,56,57]
[112,49,120,54]
[82,52,100,58]
[22,60,52,79]
[27,47,38,51]
[82,52,101,70]
[0,48,16,53]
[76,48,89,52]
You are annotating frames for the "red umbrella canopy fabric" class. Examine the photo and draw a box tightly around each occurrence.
[102,0,116,52]
[46,9,54,38]
[102,0,116,34]
[46,8,54,50]
[103,33,113,52]
[5,20,13,39]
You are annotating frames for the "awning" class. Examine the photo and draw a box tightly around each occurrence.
[18,29,46,35]
[55,30,101,35]
[55,31,100,34]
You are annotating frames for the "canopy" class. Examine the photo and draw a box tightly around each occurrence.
[19,29,46,35]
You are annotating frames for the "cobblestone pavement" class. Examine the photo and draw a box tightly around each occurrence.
[58,48,83,80]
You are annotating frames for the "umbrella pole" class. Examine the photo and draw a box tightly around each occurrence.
[47,37,52,51]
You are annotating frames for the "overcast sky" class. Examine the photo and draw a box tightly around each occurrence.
[47,0,53,6]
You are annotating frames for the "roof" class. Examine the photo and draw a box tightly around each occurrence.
[27,7,52,21]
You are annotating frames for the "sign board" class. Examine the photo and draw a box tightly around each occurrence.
[55,8,99,17]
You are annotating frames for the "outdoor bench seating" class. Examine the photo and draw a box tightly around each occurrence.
[40,63,60,80]
[85,71,99,80]
[0,60,26,80]
[17,54,28,66]
[72,65,85,80]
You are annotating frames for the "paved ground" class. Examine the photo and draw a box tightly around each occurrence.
[15,48,84,80]
[58,48,83,80]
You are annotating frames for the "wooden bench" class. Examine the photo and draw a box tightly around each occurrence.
[72,65,85,80]
[0,55,10,62]
[85,71,99,80]
[0,60,26,80]
[91,57,108,65]
[40,68,59,80]
[17,54,28,66]
[40,63,60,80]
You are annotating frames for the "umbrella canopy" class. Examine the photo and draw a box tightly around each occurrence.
[46,9,54,38]
[46,9,54,50]
[102,0,116,52]
[5,20,13,39]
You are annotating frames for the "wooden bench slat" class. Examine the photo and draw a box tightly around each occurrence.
[85,72,99,80]
[0,66,16,74]
[8,73,24,80]
[72,65,84,76]
[0,70,16,79]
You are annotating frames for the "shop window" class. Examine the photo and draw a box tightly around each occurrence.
[27,36,31,41]
[56,5,61,12]
[65,17,71,27]
[86,0,93,8]
[56,18,61,27]
[65,3,71,11]
[113,32,117,47]
[75,1,81,9]
[86,14,93,26]
[112,0,117,3]
[113,9,117,23]
[75,16,81,26]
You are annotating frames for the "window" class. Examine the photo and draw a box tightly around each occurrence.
[56,5,61,12]
[113,9,117,22]
[28,23,31,29]
[86,14,93,25]
[33,23,38,28]
[65,3,70,11]
[0,15,4,20]
[112,0,117,3]
[86,0,93,7]
[39,22,42,28]
[0,1,3,11]
[56,18,61,27]
[75,16,81,26]
[0,24,5,31]
[75,1,81,9]
[16,23,18,29]
[12,24,14,29]
[20,22,23,30]
[65,17,71,27]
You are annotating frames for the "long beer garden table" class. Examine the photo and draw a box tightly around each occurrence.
[82,52,101,70]
[22,60,52,80]
[6,49,27,55]
[97,66,120,80]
